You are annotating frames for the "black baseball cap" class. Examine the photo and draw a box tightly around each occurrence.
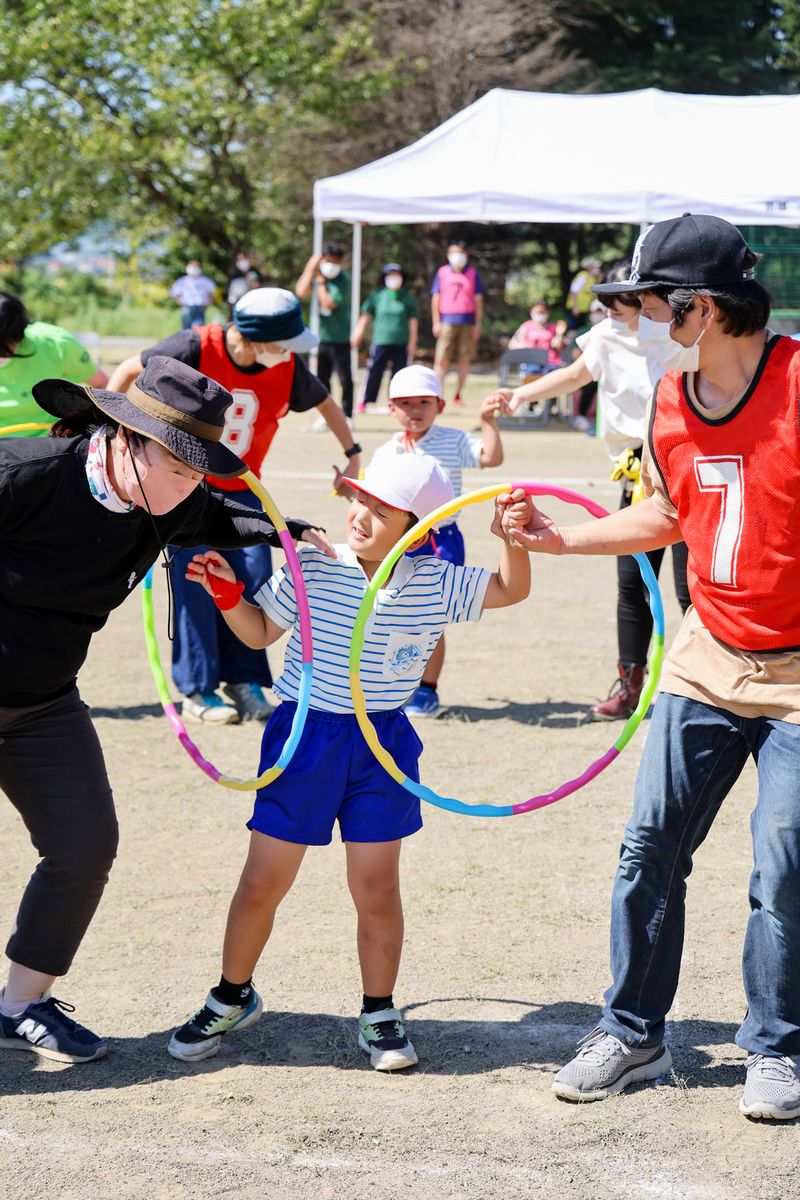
[593,214,756,297]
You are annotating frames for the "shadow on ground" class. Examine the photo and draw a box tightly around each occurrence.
[3,997,743,1096]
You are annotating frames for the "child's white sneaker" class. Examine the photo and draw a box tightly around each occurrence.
[358,1007,418,1071]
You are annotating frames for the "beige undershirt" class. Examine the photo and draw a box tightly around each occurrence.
[640,360,800,723]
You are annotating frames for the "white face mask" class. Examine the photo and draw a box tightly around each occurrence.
[320,261,342,280]
[448,252,467,270]
[530,311,548,325]
[385,274,403,291]
[236,258,250,272]
[186,265,201,277]
[254,347,291,368]
[638,314,705,372]
[608,316,634,334]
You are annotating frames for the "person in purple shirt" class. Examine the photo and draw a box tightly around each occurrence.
[431,242,485,406]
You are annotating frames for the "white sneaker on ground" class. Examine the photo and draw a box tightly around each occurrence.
[223,682,273,721]
[551,1027,672,1101]
[358,1008,418,1071]
[168,990,263,1063]
[740,1054,800,1120]
[182,691,240,725]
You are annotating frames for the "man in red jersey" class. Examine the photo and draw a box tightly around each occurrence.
[502,214,800,1121]
[109,288,362,724]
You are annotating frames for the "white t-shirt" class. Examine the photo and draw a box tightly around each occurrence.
[255,545,490,713]
[576,318,655,459]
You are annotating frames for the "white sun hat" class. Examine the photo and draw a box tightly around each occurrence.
[388,365,442,401]
[342,453,453,521]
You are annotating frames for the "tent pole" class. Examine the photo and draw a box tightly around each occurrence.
[351,221,363,397]
[309,217,323,374]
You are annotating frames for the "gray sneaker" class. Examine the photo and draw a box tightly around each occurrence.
[740,1054,800,1120]
[552,1027,672,1102]
[223,682,273,721]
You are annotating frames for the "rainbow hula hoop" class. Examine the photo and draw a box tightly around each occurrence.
[349,482,664,817]
[142,469,313,792]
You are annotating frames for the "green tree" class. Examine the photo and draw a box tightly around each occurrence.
[0,0,387,274]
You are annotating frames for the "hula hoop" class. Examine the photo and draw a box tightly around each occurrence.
[142,469,313,792]
[0,422,53,435]
[349,482,664,817]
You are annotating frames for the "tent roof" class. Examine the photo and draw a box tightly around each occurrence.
[314,88,800,226]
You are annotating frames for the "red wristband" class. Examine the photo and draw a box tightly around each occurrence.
[208,569,246,611]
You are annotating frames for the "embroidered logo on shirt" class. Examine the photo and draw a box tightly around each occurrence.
[127,572,137,590]
[387,642,423,675]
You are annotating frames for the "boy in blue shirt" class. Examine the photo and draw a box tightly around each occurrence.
[168,454,529,1071]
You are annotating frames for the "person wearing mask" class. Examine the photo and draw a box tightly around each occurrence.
[170,260,218,329]
[351,264,419,413]
[503,215,800,1121]
[431,242,485,406]
[295,242,354,418]
[490,263,690,721]
[227,254,261,313]
[0,291,108,433]
[0,356,330,1064]
[108,288,362,725]
[508,300,568,372]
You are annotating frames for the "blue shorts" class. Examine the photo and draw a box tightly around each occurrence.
[407,521,465,566]
[248,703,424,846]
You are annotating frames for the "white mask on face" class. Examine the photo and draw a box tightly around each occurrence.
[186,264,201,277]
[236,258,250,272]
[448,252,467,270]
[121,436,199,515]
[385,274,403,291]
[609,316,634,334]
[530,311,548,325]
[254,347,291,368]
[638,314,705,372]
[319,261,342,280]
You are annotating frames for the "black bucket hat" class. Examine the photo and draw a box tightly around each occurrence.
[592,214,757,298]
[33,355,246,478]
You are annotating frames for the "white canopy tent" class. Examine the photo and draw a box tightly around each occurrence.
[311,86,800,348]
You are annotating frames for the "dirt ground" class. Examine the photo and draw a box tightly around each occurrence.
[2,377,798,1200]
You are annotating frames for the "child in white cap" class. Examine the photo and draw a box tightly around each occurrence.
[370,363,507,716]
[167,453,529,1072]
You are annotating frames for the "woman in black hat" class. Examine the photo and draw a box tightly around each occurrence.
[0,355,329,1064]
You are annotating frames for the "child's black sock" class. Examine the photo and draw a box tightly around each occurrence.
[362,993,394,1014]
[213,975,253,1008]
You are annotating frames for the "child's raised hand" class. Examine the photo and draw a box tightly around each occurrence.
[480,391,510,419]
[185,550,236,595]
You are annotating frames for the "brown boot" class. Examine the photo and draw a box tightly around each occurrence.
[589,663,646,721]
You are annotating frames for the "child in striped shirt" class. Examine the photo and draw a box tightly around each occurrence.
[168,453,529,1072]
[370,364,507,717]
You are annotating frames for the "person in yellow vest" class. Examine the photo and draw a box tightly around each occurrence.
[566,257,602,330]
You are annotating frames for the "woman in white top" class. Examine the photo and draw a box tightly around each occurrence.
[492,262,689,720]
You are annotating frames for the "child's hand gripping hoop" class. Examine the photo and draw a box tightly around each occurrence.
[349,482,664,817]
[141,470,313,792]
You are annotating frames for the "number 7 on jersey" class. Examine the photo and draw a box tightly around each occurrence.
[693,455,744,588]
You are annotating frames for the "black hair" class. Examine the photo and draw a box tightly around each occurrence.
[0,291,32,358]
[660,252,771,336]
[323,241,344,259]
[49,412,118,439]
[530,299,550,309]
[603,262,641,311]
[448,240,467,250]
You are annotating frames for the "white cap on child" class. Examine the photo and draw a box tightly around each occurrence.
[388,365,442,401]
[342,453,454,522]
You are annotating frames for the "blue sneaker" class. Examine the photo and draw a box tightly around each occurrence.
[404,684,440,718]
[0,994,107,1063]
[168,988,263,1062]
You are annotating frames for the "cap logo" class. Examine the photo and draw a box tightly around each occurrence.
[629,224,654,285]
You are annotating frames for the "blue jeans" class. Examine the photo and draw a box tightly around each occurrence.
[601,692,800,1056]
[170,488,272,695]
[181,305,207,329]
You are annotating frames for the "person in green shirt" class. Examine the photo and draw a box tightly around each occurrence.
[351,263,419,412]
[0,292,108,435]
[295,242,354,417]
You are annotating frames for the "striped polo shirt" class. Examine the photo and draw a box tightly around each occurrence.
[255,545,490,713]
[370,426,482,519]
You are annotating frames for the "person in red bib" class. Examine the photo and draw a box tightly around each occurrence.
[109,288,362,724]
[502,214,800,1122]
